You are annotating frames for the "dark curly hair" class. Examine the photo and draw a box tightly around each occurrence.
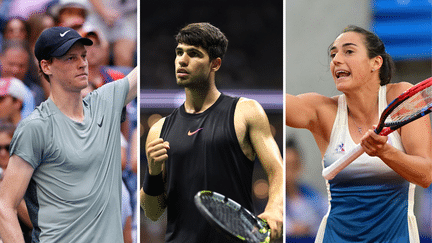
[175,23,228,61]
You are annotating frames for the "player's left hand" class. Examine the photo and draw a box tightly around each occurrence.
[258,209,283,240]
[360,127,389,157]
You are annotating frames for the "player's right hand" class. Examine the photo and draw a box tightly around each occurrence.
[146,138,170,175]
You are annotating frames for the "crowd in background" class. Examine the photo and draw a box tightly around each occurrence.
[0,0,137,242]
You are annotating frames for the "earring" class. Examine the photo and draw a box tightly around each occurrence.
[372,69,375,72]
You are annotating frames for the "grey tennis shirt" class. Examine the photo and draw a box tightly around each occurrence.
[10,77,129,242]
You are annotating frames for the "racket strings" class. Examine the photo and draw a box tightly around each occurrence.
[386,86,432,125]
[200,195,265,241]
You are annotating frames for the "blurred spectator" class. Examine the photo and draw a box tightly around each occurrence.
[8,0,53,20]
[27,13,55,98]
[0,121,32,243]
[0,77,35,125]
[87,0,136,67]
[0,40,46,105]
[2,17,30,42]
[0,0,13,33]
[0,40,29,81]
[286,137,327,242]
[419,186,432,242]
[0,121,14,173]
[50,0,89,32]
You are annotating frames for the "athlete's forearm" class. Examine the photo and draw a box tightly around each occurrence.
[258,168,283,239]
[140,188,166,221]
[379,145,432,188]
[265,168,283,214]
[0,205,25,243]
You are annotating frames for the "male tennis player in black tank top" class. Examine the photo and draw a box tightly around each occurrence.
[140,23,283,242]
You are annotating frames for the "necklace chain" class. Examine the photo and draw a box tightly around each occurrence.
[347,107,363,134]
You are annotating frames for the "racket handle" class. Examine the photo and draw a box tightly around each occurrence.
[322,144,365,180]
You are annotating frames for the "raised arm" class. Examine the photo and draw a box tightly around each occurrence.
[0,155,34,243]
[285,92,326,130]
[237,98,283,240]
[124,67,137,106]
[140,118,169,221]
[286,93,337,155]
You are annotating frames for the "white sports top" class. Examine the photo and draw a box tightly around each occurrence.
[316,85,419,243]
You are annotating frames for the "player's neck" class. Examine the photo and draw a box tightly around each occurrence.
[184,84,220,114]
[345,84,380,118]
[49,90,85,123]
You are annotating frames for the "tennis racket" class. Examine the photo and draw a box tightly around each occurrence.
[323,77,432,180]
[194,190,270,243]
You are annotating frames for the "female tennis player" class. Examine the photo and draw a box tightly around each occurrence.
[285,25,432,242]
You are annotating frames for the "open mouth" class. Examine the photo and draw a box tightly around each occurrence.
[177,69,189,78]
[335,70,351,79]
[177,68,188,74]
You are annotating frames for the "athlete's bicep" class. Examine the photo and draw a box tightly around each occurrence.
[242,99,283,171]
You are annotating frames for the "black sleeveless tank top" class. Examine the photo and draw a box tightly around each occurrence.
[160,94,254,242]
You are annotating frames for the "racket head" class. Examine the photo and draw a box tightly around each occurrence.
[376,77,432,134]
[194,191,270,243]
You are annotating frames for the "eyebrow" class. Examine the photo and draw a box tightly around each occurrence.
[176,46,202,53]
[330,42,358,51]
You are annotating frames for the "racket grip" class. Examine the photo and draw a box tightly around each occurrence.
[322,144,365,180]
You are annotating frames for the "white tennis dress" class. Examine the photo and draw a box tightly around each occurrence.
[316,85,419,243]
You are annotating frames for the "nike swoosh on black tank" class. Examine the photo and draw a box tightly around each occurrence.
[160,94,254,243]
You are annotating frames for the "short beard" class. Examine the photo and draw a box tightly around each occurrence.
[177,73,211,91]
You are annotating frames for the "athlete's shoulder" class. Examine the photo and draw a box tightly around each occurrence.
[299,92,337,105]
[236,97,265,116]
[234,97,270,129]
[287,92,338,111]
[12,101,52,158]
[237,97,261,107]
[385,82,413,102]
[18,100,53,129]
